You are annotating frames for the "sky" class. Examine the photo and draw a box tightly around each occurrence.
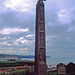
[0,0,75,58]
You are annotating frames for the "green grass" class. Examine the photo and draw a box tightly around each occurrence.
[47,71,57,75]
[7,69,34,75]
[0,61,17,67]
[7,70,57,75]
[7,69,25,75]
[0,61,34,67]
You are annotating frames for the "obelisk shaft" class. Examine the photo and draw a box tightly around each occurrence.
[35,0,46,75]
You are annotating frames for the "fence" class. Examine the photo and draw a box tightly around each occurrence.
[0,65,34,75]
[0,64,58,75]
[2,64,75,75]
[47,64,57,71]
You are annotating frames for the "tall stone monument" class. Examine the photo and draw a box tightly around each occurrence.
[35,0,46,75]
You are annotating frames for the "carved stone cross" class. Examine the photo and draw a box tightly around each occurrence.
[35,0,47,75]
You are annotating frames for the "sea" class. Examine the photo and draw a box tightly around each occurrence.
[21,57,75,67]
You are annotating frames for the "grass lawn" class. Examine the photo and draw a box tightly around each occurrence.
[47,71,57,75]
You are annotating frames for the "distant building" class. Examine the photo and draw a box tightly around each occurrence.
[0,54,19,62]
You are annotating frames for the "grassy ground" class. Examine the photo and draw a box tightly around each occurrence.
[7,69,25,75]
[0,61,34,67]
[6,69,57,75]
[0,61,57,75]
[47,71,57,75]
[7,69,34,75]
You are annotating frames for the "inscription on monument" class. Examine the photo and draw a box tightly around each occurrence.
[39,48,45,61]
[39,32,45,47]
[39,17,44,30]
[39,6,44,30]
[39,62,47,75]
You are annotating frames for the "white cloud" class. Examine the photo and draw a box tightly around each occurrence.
[20,39,33,44]
[0,7,7,13]
[47,0,56,3]
[18,37,24,40]
[20,48,28,51]
[68,25,75,31]
[13,37,33,46]
[0,28,29,34]
[0,41,12,46]
[26,34,35,38]
[0,50,16,53]
[58,9,72,24]
[0,37,6,40]
[4,0,35,12]
[0,47,13,50]
[0,37,11,40]
[46,35,57,41]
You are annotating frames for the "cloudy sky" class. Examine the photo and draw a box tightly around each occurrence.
[0,0,75,58]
